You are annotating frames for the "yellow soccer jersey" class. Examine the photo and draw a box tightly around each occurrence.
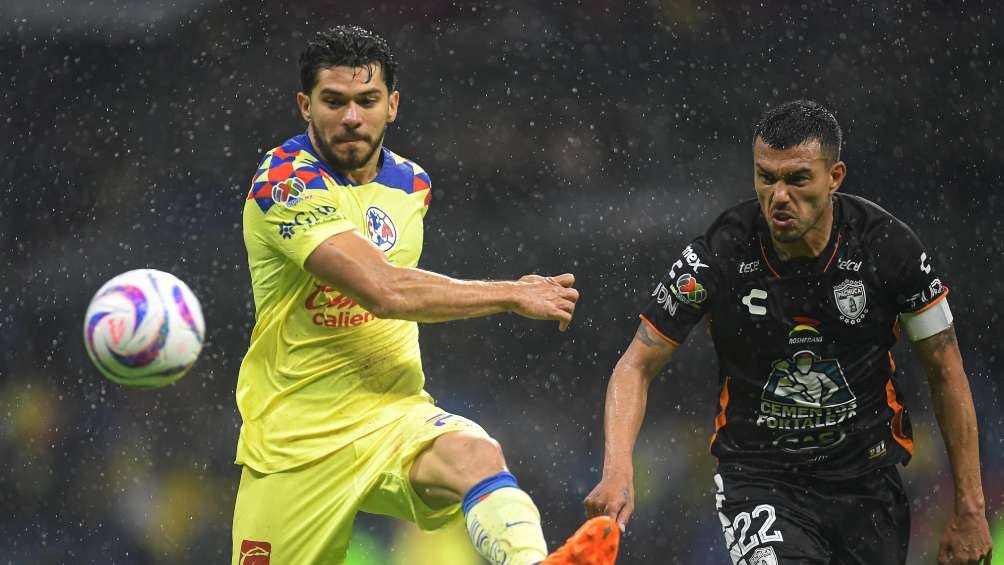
[237,133,434,473]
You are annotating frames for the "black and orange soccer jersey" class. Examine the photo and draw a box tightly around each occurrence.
[641,193,950,477]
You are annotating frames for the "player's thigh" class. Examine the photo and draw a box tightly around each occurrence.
[358,404,491,531]
[231,452,359,565]
[829,467,910,565]
[714,471,829,565]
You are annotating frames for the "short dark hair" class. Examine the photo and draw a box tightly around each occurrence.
[299,25,398,95]
[753,100,842,163]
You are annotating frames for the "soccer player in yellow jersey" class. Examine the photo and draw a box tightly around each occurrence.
[232,26,619,565]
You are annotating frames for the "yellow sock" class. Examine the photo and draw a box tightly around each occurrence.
[464,486,548,565]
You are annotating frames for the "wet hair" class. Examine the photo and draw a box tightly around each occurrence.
[299,25,398,95]
[753,100,842,163]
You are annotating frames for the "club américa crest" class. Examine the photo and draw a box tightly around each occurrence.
[365,206,397,252]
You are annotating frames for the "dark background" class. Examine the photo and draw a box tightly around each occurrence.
[2,1,1002,563]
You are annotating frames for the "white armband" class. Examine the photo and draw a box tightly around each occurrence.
[899,298,953,341]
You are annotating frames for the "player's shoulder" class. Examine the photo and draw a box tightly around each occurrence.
[375,147,432,197]
[836,192,918,244]
[702,198,762,250]
[246,134,331,213]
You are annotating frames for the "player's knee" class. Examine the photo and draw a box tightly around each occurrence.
[439,432,507,483]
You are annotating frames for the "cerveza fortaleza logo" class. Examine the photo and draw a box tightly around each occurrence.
[276,205,339,240]
[758,349,858,453]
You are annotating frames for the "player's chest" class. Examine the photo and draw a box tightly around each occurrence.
[713,256,896,351]
[336,186,425,266]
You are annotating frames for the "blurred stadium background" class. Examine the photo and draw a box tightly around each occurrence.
[2,1,1002,563]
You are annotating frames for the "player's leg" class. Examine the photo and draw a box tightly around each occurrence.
[358,404,617,565]
[827,466,910,565]
[714,469,830,565]
[231,448,359,565]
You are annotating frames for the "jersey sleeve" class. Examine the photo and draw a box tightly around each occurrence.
[882,219,952,340]
[639,237,720,345]
[248,164,357,268]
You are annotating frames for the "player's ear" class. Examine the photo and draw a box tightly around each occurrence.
[387,90,399,124]
[829,160,846,194]
[296,91,311,123]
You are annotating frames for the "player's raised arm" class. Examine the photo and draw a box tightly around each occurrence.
[584,320,677,531]
[912,326,992,564]
[304,229,579,330]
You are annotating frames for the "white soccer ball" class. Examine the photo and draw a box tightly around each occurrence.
[83,269,205,388]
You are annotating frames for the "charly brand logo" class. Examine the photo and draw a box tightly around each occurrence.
[239,540,271,565]
[365,206,397,252]
[742,288,768,316]
[271,177,306,207]
[833,279,868,324]
[920,252,931,274]
[759,350,858,452]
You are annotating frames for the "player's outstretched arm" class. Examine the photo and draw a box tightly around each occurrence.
[914,326,993,565]
[584,321,676,531]
[304,229,579,329]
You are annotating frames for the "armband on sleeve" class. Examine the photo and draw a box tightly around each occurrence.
[899,296,953,341]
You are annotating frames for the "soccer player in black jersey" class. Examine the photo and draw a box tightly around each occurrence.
[584,100,992,564]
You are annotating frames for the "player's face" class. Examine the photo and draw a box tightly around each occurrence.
[753,138,846,253]
[297,65,399,175]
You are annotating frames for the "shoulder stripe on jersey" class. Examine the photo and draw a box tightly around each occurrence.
[709,377,731,450]
[378,149,432,201]
[246,142,332,213]
[885,379,914,455]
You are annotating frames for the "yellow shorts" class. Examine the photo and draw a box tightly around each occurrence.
[231,399,487,565]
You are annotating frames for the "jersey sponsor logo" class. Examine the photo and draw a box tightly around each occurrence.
[757,351,858,444]
[304,283,376,328]
[749,547,778,565]
[787,317,823,345]
[867,440,887,459]
[920,252,932,274]
[276,205,340,239]
[652,282,680,316]
[365,206,397,252]
[738,260,760,274]
[670,273,707,306]
[239,540,271,565]
[271,177,306,207]
[905,278,944,310]
[837,258,862,271]
[833,279,868,324]
[667,244,710,280]
[741,288,767,316]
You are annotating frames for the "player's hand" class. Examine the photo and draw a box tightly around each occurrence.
[512,273,579,331]
[583,472,634,532]
[938,511,992,564]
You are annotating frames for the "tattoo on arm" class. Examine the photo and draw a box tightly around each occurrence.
[923,325,958,353]
[635,323,663,347]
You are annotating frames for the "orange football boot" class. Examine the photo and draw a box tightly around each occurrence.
[539,516,620,565]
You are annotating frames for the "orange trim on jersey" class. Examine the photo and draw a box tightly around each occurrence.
[709,377,731,450]
[638,314,681,347]
[888,351,897,372]
[907,287,950,315]
[821,232,843,272]
[885,379,914,455]
[758,238,782,278]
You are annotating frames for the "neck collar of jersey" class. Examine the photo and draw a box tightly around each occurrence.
[292,130,390,187]
[757,194,844,278]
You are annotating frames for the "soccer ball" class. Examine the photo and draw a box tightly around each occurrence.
[83,269,205,388]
